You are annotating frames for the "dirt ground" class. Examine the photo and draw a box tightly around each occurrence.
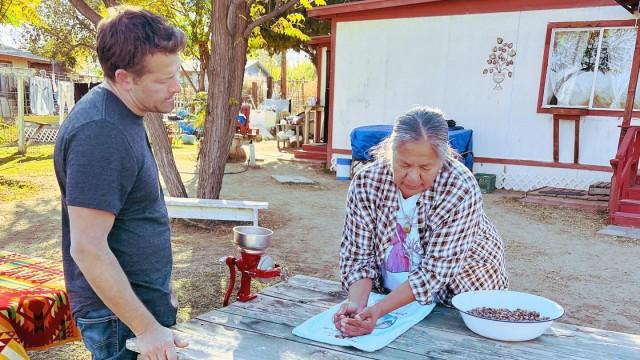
[0,140,638,359]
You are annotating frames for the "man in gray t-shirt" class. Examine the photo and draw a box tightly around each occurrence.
[54,8,188,360]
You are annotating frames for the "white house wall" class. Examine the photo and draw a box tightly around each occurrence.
[332,6,631,190]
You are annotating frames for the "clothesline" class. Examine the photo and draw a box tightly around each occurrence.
[0,66,101,83]
[0,66,102,119]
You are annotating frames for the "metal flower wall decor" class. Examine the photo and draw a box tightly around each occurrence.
[483,37,517,90]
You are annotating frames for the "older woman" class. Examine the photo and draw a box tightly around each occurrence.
[334,107,508,337]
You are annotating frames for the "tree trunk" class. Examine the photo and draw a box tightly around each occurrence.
[144,113,188,197]
[198,44,211,92]
[198,70,207,92]
[197,0,249,199]
[280,51,287,98]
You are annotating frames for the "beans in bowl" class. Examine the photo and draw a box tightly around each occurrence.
[469,307,551,322]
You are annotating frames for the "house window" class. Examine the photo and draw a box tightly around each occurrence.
[539,21,640,115]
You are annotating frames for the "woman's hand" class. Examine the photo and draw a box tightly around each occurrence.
[332,301,363,331]
[338,306,382,337]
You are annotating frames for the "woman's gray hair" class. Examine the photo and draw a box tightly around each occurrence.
[372,106,452,163]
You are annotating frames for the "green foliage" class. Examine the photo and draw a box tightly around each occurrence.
[248,49,316,82]
[250,0,350,57]
[146,0,211,64]
[19,0,210,73]
[288,61,316,81]
[21,0,98,69]
[18,0,342,74]
[0,0,42,26]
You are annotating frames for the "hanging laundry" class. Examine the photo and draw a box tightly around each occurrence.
[0,97,10,118]
[0,73,16,94]
[58,81,75,123]
[29,76,54,115]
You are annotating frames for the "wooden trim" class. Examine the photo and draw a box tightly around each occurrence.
[620,23,640,144]
[537,23,555,115]
[539,108,627,116]
[332,148,352,155]
[0,54,51,65]
[332,150,611,171]
[538,107,640,117]
[475,157,612,172]
[309,0,438,18]
[309,0,616,20]
[327,19,337,164]
[308,35,331,46]
[574,119,581,164]
[553,116,560,162]
[552,114,581,163]
[537,20,637,117]
[315,48,323,140]
[539,21,639,116]
[547,19,636,28]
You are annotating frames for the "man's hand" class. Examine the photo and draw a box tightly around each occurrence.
[338,306,382,337]
[332,301,364,331]
[137,324,188,360]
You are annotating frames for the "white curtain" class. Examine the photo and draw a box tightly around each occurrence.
[546,30,596,107]
[593,28,636,109]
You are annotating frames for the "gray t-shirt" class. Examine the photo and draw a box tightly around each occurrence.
[54,86,175,325]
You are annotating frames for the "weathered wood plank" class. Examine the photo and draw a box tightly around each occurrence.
[265,280,640,351]
[127,319,374,360]
[190,311,424,360]
[221,276,640,359]
[222,292,640,359]
[128,276,640,359]
[217,300,515,359]
[271,276,640,350]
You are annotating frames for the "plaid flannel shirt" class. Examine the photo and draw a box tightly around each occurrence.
[340,159,508,305]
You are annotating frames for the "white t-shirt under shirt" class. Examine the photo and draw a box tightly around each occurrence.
[381,193,424,292]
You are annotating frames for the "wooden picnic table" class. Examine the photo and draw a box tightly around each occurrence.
[128,275,640,359]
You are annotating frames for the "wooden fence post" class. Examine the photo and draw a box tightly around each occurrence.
[17,75,26,155]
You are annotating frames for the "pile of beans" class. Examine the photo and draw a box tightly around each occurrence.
[469,307,550,322]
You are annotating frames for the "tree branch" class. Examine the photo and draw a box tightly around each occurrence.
[71,42,96,51]
[180,64,198,92]
[102,0,120,7]
[0,0,16,25]
[69,0,103,26]
[243,0,299,39]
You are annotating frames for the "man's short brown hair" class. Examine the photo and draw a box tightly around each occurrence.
[97,6,186,80]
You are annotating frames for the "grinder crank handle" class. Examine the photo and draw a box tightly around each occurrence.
[221,256,236,307]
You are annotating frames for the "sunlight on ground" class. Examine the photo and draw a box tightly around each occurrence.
[0,145,54,201]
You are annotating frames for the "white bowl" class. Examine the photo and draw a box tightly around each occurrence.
[451,290,564,341]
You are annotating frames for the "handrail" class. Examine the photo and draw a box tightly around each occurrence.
[609,126,640,221]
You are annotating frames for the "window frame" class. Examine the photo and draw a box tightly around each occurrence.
[537,20,640,117]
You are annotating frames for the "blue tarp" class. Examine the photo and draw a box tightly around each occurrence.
[350,124,473,170]
[178,120,196,135]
